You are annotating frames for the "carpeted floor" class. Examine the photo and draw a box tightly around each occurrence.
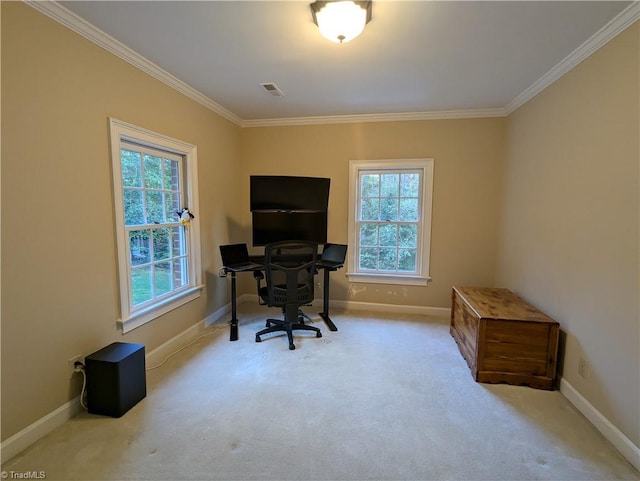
[2,304,638,481]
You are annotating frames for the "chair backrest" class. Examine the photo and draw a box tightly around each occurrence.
[263,240,318,308]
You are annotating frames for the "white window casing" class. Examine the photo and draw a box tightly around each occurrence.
[347,158,434,286]
[109,118,203,333]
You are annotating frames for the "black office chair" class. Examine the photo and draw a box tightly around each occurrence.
[255,240,322,350]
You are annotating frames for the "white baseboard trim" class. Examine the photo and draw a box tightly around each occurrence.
[203,301,233,327]
[324,298,450,318]
[1,396,83,463]
[145,319,211,369]
[560,377,640,470]
[238,294,451,317]
[147,301,241,368]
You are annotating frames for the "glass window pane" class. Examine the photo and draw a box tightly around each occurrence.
[153,228,171,261]
[398,249,417,271]
[361,174,379,197]
[399,198,418,221]
[361,198,379,221]
[129,230,151,266]
[123,189,144,225]
[144,155,163,189]
[400,173,420,197]
[359,247,378,270]
[154,262,172,296]
[145,191,164,224]
[359,223,378,246]
[380,174,399,197]
[378,248,397,271]
[379,224,397,247]
[399,224,417,248]
[173,257,187,288]
[132,266,152,306]
[164,158,179,191]
[165,192,181,223]
[172,226,186,256]
[121,149,142,187]
[380,197,398,221]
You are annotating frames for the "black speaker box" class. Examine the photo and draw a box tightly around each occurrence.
[85,342,146,417]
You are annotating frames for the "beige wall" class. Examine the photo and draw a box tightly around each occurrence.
[497,22,639,446]
[239,119,505,307]
[1,2,243,440]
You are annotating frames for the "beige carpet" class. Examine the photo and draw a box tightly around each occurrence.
[2,304,638,481]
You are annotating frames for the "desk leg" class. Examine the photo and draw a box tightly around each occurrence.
[229,271,239,341]
[319,268,338,331]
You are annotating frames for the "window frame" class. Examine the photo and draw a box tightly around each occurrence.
[347,158,434,286]
[109,118,202,333]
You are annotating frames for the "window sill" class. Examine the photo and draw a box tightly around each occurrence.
[118,285,203,334]
[346,273,431,286]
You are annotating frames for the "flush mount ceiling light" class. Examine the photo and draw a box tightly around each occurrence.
[310,1,372,44]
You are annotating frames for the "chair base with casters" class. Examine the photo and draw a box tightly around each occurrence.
[255,304,322,350]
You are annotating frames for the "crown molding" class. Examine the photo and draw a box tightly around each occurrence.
[25,0,243,126]
[240,108,507,128]
[26,0,639,128]
[505,1,640,114]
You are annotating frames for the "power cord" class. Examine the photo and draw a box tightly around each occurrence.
[73,362,88,409]
[70,324,227,411]
[145,324,227,371]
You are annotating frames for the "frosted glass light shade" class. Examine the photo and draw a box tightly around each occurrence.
[311,1,372,44]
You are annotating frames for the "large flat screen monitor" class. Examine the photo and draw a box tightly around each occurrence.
[250,176,330,212]
[252,211,327,246]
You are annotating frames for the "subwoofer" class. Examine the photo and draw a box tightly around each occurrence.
[85,342,146,417]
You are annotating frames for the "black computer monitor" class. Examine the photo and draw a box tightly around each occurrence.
[250,176,330,246]
[250,176,330,212]
[252,211,327,247]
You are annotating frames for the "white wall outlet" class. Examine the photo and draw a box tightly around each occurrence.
[578,357,589,379]
[68,355,83,378]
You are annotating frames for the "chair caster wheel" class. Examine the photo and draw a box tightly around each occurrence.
[265,321,270,327]
[255,336,261,343]
[317,331,322,338]
[289,344,295,350]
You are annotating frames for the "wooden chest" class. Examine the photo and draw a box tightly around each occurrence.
[450,286,559,390]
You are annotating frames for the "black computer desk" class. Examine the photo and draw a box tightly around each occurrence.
[223,258,343,341]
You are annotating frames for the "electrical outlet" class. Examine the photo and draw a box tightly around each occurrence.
[68,355,83,378]
[578,357,589,379]
[316,282,322,290]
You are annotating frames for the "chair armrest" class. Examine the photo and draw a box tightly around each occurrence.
[254,271,267,305]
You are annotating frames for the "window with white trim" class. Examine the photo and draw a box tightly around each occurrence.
[347,159,434,286]
[109,118,202,333]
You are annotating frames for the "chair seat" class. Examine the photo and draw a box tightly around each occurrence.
[259,284,311,306]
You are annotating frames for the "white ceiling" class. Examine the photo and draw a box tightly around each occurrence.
[51,1,635,126]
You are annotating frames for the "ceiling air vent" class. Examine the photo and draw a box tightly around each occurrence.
[260,83,284,97]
